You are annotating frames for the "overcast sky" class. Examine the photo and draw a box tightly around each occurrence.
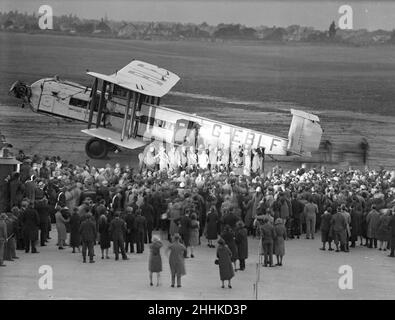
[1,0,395,30]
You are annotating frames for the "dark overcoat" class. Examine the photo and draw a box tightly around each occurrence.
[69,213,81,247]
[274,224,286,256]
[217,244,234,281]
[235,226,248,260]
[22,207,40,241]
[206,210,219,240]
[221,229,238,262]
[168,241,186,276]
[98,219,111,249]
[148,240,163,273]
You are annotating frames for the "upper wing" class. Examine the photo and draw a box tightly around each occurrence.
[87,60,180,98]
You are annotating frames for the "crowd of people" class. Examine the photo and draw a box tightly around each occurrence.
[1,147,395,288]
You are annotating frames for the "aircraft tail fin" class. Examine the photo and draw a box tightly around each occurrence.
[287,109,323,156]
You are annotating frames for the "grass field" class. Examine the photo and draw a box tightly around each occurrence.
[1,32,394,168]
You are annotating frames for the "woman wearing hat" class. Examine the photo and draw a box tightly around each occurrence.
[235,221,248,271]
[377,210,392,252]
[189,213,200,258]
[69,207,81,253]
[98,213,111,259]
[205,206,219,248]
[216,237,234,288]
[274,218,286,266]
[166,233,187,288]
[220,225,238,271]
[149,235,163,286]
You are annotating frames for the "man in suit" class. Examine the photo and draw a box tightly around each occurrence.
[24,175,37,206]
[331,207,348,252]
[134,209,147,254]
[260,218,276,267]
[179,210,192,258]
[21,201,40,253]
[291,193,304,239]
[304,197,318,239]
[35,198,50,246]
[79,214,97,263]
[124,207,136,253]
[141,196,155,244]
[109,212,128,260]
[167,233,187,288]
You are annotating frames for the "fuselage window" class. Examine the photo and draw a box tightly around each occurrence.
[69,97,88,108]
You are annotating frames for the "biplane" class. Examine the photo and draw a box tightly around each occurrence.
[9,60,323,159]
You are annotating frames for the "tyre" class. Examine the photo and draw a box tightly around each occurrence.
[85,138,108,159]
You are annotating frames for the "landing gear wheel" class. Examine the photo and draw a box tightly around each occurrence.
[85,138,108,159]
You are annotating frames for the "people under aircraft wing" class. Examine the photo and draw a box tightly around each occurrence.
[86,60,180,98]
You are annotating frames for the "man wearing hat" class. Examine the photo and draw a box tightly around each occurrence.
[25,175,37,206]
[79,213,97,263]
[109,212,128,261]
[0,213,8,266]
[21,201,40,253]
[167,233,187,288]
[331,207,347,252]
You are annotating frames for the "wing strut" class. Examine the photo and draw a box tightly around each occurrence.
[121,91,132,141]
[87,78,98,128]
[128,92,138,139]
[96,80,107,128]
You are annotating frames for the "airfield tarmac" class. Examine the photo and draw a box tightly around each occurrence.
[0,228,394,300]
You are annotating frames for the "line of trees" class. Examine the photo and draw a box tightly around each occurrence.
[1,11,394,45]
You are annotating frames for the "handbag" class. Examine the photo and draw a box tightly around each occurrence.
[214,259,219,265]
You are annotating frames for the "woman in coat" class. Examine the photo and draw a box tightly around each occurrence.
[220,224,238,271]
[166,233,187,288]
[205,206,219,248]
[376,211,391,251]
[168,200,182,240]
[274,218,287,266]
[366,206,381,248]
[148,235,163,286]
[242,193,254,236]
[235,221,248,271]
[98,214,111,259]
[69,208,81,253]
[216,237,234,288]
[189,213,200,258]
[350,203,363,247]
[55,206,69,250]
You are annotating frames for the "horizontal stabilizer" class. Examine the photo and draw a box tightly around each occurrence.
[287,109,323,155]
